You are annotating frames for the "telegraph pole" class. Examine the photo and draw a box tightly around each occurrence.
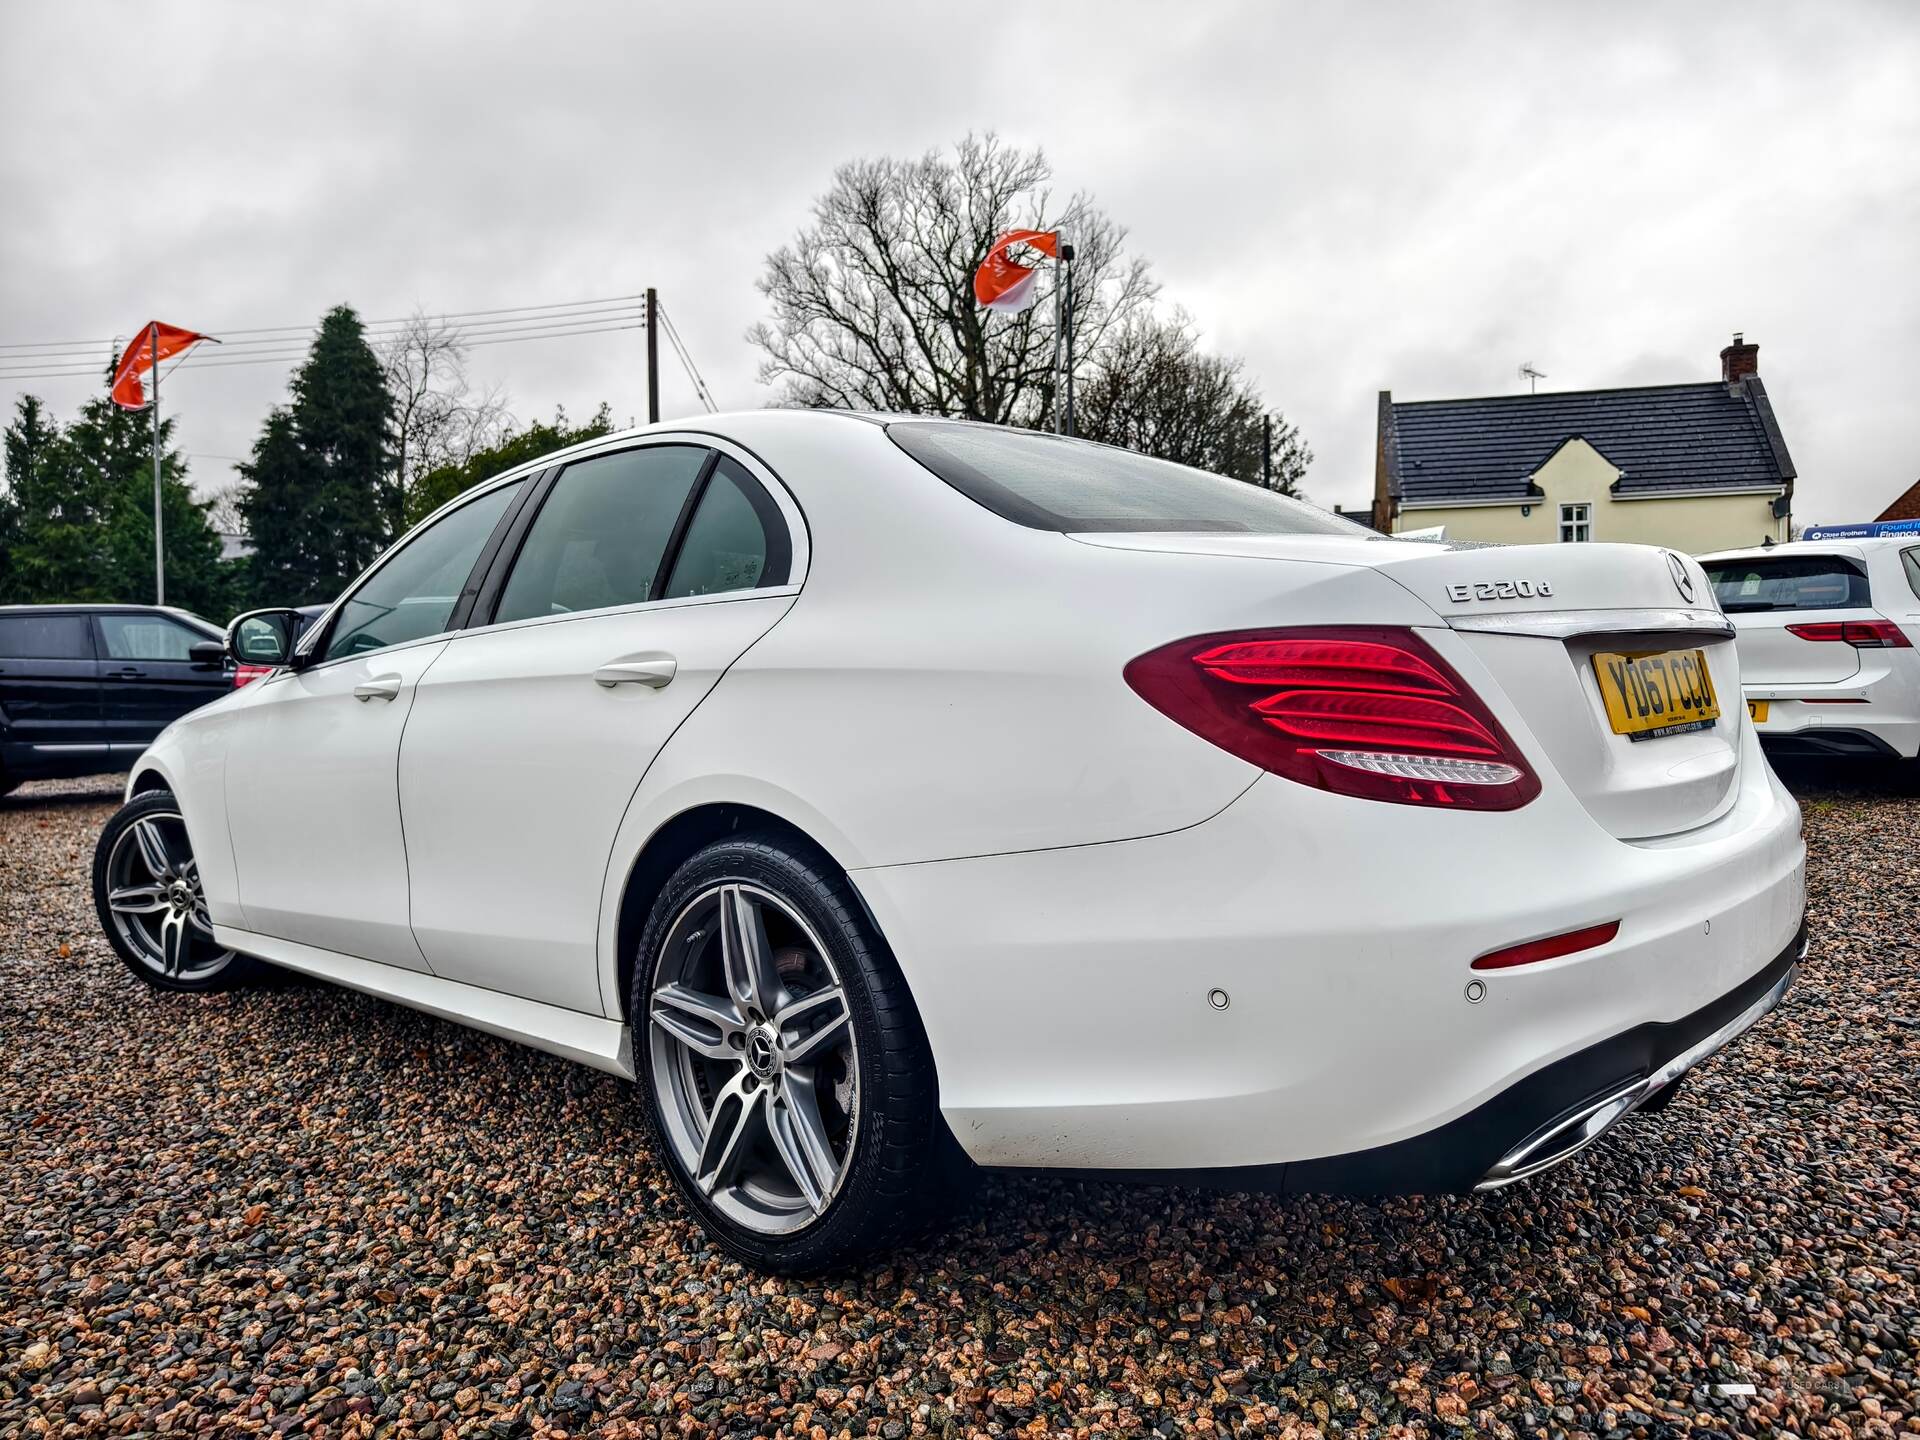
[1262,413,1273,489]
[1059,242,1076,438]
[646,288,660,424]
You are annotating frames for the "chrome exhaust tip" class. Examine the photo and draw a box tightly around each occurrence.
[1474,956,1800,1193]
[1474,1077,1649,1191]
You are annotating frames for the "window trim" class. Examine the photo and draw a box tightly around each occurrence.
[658,453,793,601]
[1558,502,1592,544]
[466,438,800,633]
[1901,546,1920,604]
[294,474,534,673]
[650,450,723,601]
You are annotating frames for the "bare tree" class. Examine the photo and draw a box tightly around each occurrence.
[382,310,512,531]
[1077,313,1314,496]
[202,482,248,537]
[749,134,1156,427]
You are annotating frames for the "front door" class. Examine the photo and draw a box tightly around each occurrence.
[400,446,800,1013]
[223,478,527,967]
[93,611,231,759]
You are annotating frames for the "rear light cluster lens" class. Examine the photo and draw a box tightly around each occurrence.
[233,663,276,688]
[1785,620,1912,649]
[1125,627,1541,810]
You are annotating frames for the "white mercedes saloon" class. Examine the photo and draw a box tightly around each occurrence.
[92,412,1807,1272]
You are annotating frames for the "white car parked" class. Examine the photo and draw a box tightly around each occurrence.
[93,413,1807,1271]
[1701,538,1920,766]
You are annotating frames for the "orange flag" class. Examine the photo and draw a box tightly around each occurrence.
[973,230,1060,313]
[111,323,215,409]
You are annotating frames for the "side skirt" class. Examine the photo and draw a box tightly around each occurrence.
[212,926,635,1079]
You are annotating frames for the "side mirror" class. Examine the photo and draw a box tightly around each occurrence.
[187,640,227,669]
[227,608,304,669]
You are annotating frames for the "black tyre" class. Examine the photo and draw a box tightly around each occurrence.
[92,791,263,992]
[632,833,945,1273]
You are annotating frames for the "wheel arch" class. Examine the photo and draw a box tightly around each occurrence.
[612,802,884,1027]
[128,767,173,798]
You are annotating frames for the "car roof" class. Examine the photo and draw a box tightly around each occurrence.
[0,603,211,618]
[1700,540,1886,564]
[0,603,221,635]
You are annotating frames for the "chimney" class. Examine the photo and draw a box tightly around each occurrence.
[1720,332,1759,384]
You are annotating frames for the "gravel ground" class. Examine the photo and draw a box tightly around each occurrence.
[1,770,1915,1438]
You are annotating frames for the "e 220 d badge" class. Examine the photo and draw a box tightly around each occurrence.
[1445,579,1555,603]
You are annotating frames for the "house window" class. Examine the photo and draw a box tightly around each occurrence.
[1559,502,1592,543]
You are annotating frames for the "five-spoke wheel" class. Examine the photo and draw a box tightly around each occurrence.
[93,791,251,990]
[634,835,944,1272]
[648,882,858,1230]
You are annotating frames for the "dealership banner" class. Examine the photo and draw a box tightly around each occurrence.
[1802,520,1920,539]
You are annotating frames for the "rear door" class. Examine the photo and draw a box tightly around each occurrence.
[93,611,229,757]
[399,444,802,1013]
[0,612,104,776]
[1704,552,1874,684]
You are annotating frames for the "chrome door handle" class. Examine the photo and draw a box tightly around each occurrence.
[594,656,677,689]
[353,676,402,702]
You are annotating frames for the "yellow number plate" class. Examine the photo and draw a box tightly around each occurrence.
[1592,648,1721,741]
[1748,700,1769,724]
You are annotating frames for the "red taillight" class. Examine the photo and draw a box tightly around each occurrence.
[1472,920,1620,971]
[1786,620,1912,649]
[233,663,275,688]
[1125,626,1541,810]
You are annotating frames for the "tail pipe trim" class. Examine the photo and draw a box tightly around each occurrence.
[1475,942,1803,1192]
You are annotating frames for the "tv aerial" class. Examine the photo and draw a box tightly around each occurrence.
[1518,362,1547,394]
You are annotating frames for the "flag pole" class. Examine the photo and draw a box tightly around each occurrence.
[149,322,165,606]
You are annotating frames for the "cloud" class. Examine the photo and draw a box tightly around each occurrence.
[3,1,1916,527]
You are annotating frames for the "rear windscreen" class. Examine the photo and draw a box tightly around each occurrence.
[887,421,1368,536]
[1703,556,1870,612]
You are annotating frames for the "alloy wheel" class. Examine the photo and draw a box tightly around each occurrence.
[646,882,859,1235]
[103,809,233,982]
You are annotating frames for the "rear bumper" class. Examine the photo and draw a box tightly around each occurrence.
[1291,922,1803,1194]
[855,722,1806,1175]
[1759,728,1904,760]
[1745,670,1920,760]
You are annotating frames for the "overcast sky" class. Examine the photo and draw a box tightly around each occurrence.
[4,2,1916,525]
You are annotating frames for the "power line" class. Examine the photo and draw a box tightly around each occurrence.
[0,302,647,368]
[655,301,719,414]
[0,314,648,382]
[0,292,650,355]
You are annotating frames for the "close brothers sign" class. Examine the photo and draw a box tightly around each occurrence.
[1801,519,1920,539]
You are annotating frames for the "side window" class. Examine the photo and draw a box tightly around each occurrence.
[494,446,709,625]
[1904,548,1920,603]
[98,614,208,661]
[663,457,791,599]
[323,480,525,662]
[0,614,92,659]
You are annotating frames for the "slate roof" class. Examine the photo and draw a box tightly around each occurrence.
[1382,378,1796,507]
